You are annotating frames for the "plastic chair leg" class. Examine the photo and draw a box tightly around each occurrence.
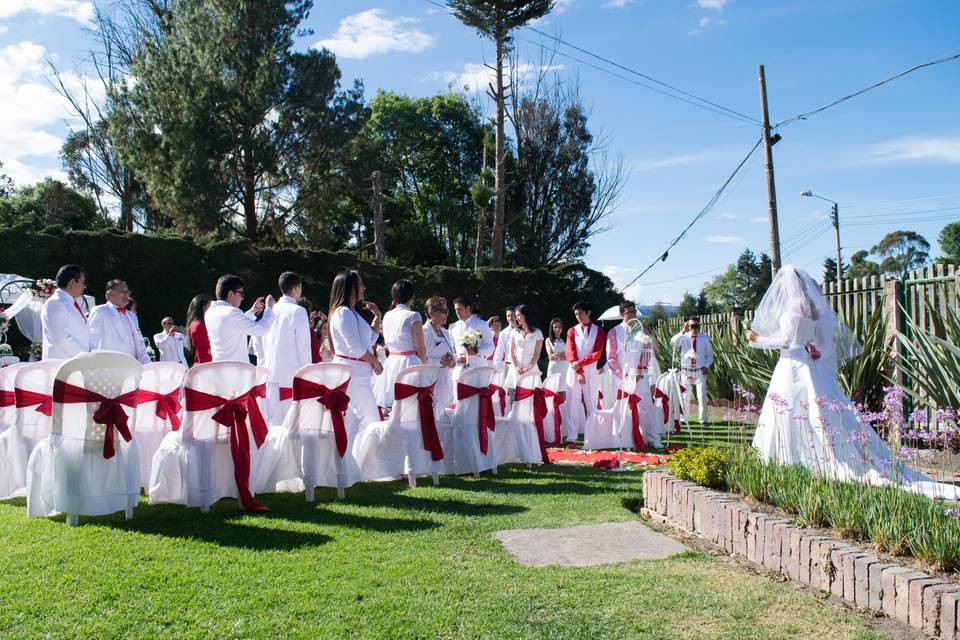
[66,513,78,527]
[305,486,315,503]
[124,507,133,520]
[432,472,439,486]
[336,486,345,500]
[200,505,210,513]
[407,473,417,488]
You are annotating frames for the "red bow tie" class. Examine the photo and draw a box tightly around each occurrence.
[117,307,127,315]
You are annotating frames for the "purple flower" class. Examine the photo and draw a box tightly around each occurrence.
[909,409,928,424]
[897,446,914,461]
[849,429,870,445]
[945,508,960,520]
[723,413,735,422]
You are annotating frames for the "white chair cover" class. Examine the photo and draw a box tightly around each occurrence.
[354,364,443,485]
[133,362,186,490]
[489,368,511,418]
[494,370,545,466]
[541,373,566,445]
[26,352,143,521]
[440,366,497,476]
[149,362,269,511]
[1,355,21,367]
[0,359,61,499]
[655,369,687,435]
[254,363,363,500]
[599,366,616,410]
[0,362,26,434]
[585,371,664,450]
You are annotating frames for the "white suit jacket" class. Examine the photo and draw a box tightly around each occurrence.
[263,295,312,385]
[492,326,514,366]
[154,331,188,365]
[89,302,150,363]
[40,288,90,360]
[205,300,276,363]
[448,315,495,358]
[670,331,714,369]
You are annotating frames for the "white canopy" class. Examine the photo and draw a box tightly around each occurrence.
[597,305,644,322]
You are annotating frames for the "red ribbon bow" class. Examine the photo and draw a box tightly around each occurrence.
[183,383,269,511]
[616,388,645,450]
[0,390,15,408]
[457,382,496,455]
[292,377,351,457]
[117,307,127,315]
[652,386,682,433]
[136,388,182,431]
[52,380,139,459]
[514,385,550,464]
[541,388,565,444]
[489,383,507,415]
[15,388,53,417]
[394,382,443,461]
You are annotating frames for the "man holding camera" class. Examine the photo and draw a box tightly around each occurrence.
[154,317,189,366]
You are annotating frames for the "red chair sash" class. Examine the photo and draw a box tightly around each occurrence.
[514,386,550,464]
[136,388,182,431]
[0,390,15,408]
[279,387,293,402]
[456,382,496,455]
[394,381,443,461]
[616,388,645,450]
[52,380,139,459]
[541,388,565,444]
[489,384,506,415]
[183,383,269,511]
[15,388,53,417]
[292,377,351,457]
[653,386,682,433]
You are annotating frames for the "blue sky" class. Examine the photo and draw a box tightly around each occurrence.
[2,0,958,304]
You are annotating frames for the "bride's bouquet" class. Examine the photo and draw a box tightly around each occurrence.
[460,329,482,354]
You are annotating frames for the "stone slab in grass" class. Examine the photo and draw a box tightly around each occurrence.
[493,521,687,567]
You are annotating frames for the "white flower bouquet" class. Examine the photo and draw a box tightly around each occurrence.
[460,329,482,353]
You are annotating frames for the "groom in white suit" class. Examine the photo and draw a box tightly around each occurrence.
[263,271,312,423]
[88,279,151,363]
[40,264,91,360]
[671,318,714,424]
[448,296,494,373]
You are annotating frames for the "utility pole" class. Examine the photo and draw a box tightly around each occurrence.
[372,171,384,263]
[758,65,781,276]
[831,202,842,283]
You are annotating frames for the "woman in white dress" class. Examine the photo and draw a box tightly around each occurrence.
[328,270,383,428]
[747,265,960,499]
[545,317,569,379]
[374,280,427,410]
[507,304,544,388]
[423,296,457,408]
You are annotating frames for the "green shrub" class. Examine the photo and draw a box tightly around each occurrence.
[671,446,729,488]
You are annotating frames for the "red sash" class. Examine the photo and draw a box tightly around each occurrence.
[394,382,443,461]
[541,388,565,443]
[616,388,644,450]
[279,387,293,402]
[653,386,682,433]
[136,388,182,430]
[514,385,550,464]
[390,351,416,356]
[456,382,496,455]
[0,390,15,408]
[292,377,351,457]
[183,383,269,511]
[489,383,507,415]
[15,388,53,417]
[52,380,139,459]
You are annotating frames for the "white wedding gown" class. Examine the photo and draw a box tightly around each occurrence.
[752,310,960,500]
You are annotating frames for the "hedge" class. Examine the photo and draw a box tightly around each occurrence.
[1,223,623,352]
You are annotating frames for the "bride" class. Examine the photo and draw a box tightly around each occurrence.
[746,265,959,500]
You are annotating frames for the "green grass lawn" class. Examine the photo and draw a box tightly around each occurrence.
[0,464,885,639]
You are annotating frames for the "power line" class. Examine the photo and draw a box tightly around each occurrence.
[775,51,960,128]
[618,138,763,292]
[843,205,960,220]
[781,221,831,253]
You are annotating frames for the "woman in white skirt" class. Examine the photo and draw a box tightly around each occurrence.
[374,279,427,410]
[545,317,569,379]
[423,295,457,408]
[507,304,544,388]
[328,270,383,428]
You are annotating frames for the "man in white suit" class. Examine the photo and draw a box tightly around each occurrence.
[153,317,188,365]
[565,301,605,443]
[205,274,275,363]
[491,306,517,372]
[40,264,91,360]
[671,318,714,424]
[448,296,494,367]
[263,271,312,423]
[88,279,151,363]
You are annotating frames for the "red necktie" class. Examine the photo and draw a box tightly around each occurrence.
[692,334,697,354]
[73,301,86,320]
[117,307,127,315]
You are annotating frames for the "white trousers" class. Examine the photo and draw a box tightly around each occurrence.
[265,382,293,426]
[681,378,708,423]
[336,358,382,429]
[564,370,600,442]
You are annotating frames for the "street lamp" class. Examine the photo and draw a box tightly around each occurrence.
[801,190,842,284]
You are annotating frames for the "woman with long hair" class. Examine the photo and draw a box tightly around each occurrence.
[422,295,457,407]
[545,317,568,379]
[507,304,543,388]
[374,279,427,410]
[185,294,213,365]
[328,270,383,427]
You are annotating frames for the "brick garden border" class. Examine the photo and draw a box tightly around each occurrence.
[642,470,960,639]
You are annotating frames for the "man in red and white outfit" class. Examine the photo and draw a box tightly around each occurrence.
[565,301,605,444]
[205,274,275,363]
[40,264,90,360]
[605,300,637,391]
[88,279,151,363]
[263,272,312,423]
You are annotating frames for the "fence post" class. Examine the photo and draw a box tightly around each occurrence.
[882,278,905,446]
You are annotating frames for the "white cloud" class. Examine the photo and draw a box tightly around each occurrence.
[718,213,737,220]
[748,216,768,223]
[706,235,746,244]
[427,62,564,93]
[689,16,725,34]
[602,265,644,302]
[696,0,731,10]
[0,25,7,35]
[602,0,638,8]
[870,137,960,165]
[315,9,435,59]
[0,41,97,185]
[554,0,576,13]
[0,0,94,25]
[631,149,728,172]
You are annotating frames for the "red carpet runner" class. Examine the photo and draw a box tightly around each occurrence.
[546,447,670,468]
